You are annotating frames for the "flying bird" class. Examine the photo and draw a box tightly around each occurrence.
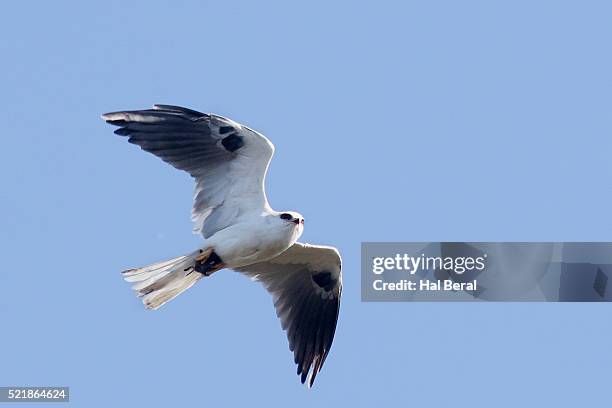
[102,105,342,387]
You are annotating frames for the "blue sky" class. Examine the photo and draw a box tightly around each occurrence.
[1,0,611,406]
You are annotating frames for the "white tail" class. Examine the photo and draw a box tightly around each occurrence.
[122,250,203,310]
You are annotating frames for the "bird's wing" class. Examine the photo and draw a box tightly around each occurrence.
[102,105,274,237]
[236,242,342,387]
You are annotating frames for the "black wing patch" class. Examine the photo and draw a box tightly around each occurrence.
[219,126,234,134]
[221,133,245,152]
[312,271,337,292]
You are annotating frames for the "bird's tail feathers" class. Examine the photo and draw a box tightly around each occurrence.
[122,250,203,310]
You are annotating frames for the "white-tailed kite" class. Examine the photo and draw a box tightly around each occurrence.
[102,105,342,387]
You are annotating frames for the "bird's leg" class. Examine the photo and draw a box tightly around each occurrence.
[194,247,226,276]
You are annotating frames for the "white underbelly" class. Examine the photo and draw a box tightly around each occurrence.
[204,221,293,268]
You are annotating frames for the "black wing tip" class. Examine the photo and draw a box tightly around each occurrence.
[114,128,131,136]
[296,353,327,388]
[105,119,126,126]
[298,367,321,388]
[101,104,207,124]
[101,114,116,123]
[101,115,129,135]
[308,371,318,388]
[100,117,130,135]
[101,105,207,137]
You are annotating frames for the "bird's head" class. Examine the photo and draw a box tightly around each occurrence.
[278,211,305,236]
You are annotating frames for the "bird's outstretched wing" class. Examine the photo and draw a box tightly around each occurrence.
[102,105,274,237]
[236,243,342,387]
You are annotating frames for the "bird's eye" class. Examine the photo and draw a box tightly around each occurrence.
[280,213,292,220]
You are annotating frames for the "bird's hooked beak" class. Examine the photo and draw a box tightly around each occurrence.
[293,217,304,225]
